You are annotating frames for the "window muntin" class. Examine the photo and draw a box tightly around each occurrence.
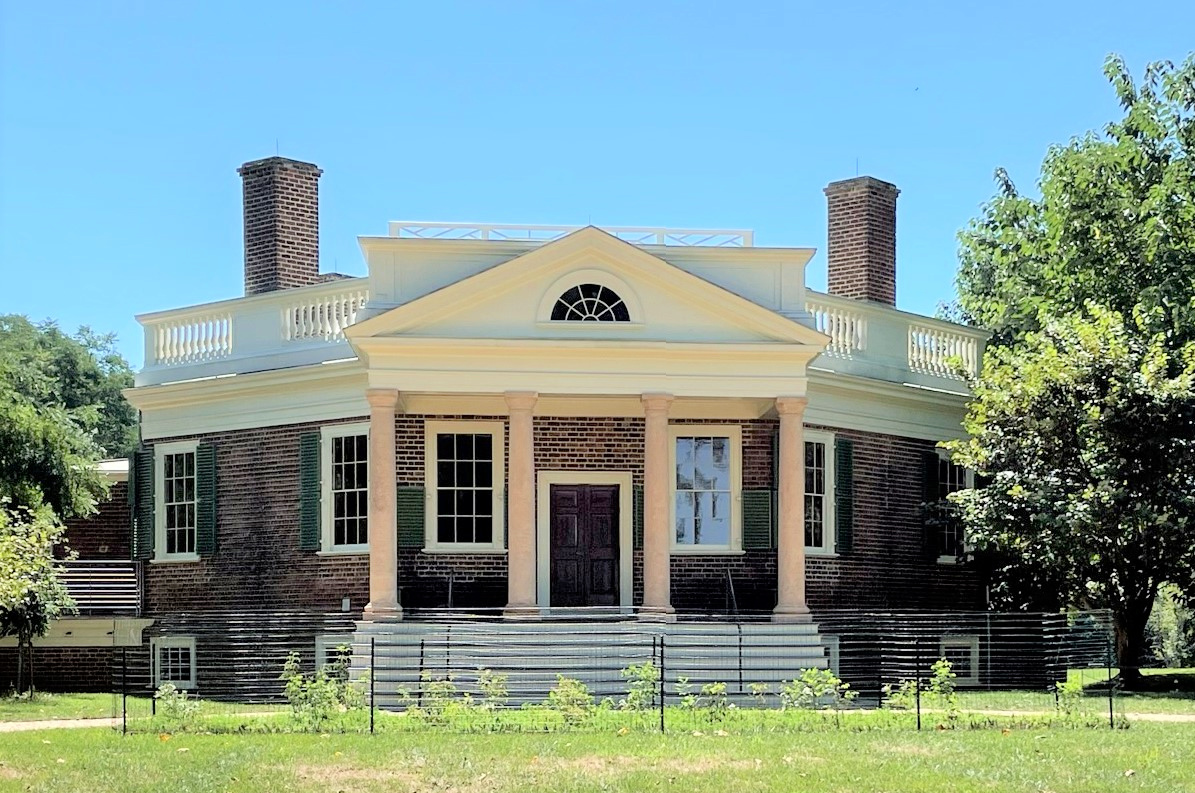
[320,423,370,553]
[152,637,196,689]
[155,441,199,561]
[802,431,836,554]
[425,421,505,551]
[674,436,732,546]
[937,456,970,559]
[551,284,631,322]
[331,434,368,547]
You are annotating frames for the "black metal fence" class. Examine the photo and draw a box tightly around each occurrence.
[109,608,1194,734]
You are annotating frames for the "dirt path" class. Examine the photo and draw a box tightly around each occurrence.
[0,718,119,733]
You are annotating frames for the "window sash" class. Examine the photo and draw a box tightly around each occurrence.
[156,442,199,559]
[330,434,369,548]
[424,421,505,551]
[804,440,827,549]
[674,436,732,546]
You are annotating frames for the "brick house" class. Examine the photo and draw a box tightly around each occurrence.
[110,157,991,696]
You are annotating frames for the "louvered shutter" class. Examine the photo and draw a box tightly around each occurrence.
[834,438,854,555]
[632,484,644,549]
[921,451,941,561]
[131,448,154,560]
[742,490,774,550]
[298,432,322,550]
[397,486,425,548]
[195,443,217,555]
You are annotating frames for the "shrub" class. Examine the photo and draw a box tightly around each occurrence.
[1055,678,1084,715]
[700,681,730,719]
[780,668,858,710]
[546,675,593,726]
[154,683,199,727]
[881,678,919,710]
[620,661,659,710]
[747,682,771,708]
[477,667,509,711]
[675,676,698,709]
[419,671,459,719]
[280,650,366,730]
[927,657,959,722]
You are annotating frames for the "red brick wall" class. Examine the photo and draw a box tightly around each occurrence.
[142,415,981,615]
[62,481,130,560]
[0,646,116,692]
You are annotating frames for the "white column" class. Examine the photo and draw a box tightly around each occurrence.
[773,396,811,622]
[363,388,401,620]
[641,393,675,618]
[504,391,538,616]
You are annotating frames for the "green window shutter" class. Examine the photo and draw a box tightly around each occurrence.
[833,437,854,554]
[921,451,941,561]
[131,447,154,560]
[299,432,322,551]
[397,486,425,548]
[632,484,644,549]
[195,443,218,555]
[742,489,774,550]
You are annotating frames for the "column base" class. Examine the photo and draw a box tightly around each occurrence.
[772,603,812,623]
[502,604,542,621]
[363,601,403,622]
[638,605,677,623]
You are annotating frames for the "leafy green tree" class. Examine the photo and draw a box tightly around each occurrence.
[949,55,1195,684]
[0,503,77,695]
[948,308,1195,681]
[0,315,136,518]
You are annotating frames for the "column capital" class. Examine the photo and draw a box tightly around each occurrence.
[365,388,400,410]
[641,393,675,413]
[504,391,539,412]
[775,396,808,416]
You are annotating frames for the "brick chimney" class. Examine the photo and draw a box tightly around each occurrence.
[824,176,899,306]
[238,157,322,296]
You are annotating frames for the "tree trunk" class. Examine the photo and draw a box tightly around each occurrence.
[15,639,24,697]
[1113,596,1155,689]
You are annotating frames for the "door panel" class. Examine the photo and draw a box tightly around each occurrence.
[549,484,620,607]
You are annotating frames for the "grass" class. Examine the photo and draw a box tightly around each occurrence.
[0,693,118,722]
[1,722,1194,792]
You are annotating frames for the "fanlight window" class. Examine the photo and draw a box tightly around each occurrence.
[551,284,631,322]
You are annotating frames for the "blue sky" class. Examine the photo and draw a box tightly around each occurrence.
[2,1,1192,368]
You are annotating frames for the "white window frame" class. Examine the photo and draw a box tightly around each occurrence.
[935,450,974,565]
[822,634,841,676]
[668,424,743,554]
[154,440,200,563]
[321,422,371,555]
[151,636,197,689]
[424,420,506,553]
[803,430,836,556]
[315,634,354,670]
[939,634,980,686]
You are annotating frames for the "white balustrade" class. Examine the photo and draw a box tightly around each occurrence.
[283,287,369,343]
[806,300,867,356]
[907,324,979,380]
[149,312,232,366]
[388,222,753,248]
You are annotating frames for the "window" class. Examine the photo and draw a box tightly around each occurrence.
[425,421,505,551]
[803,432,836,554]
[669,425,742,552]
[822,634,841,676]
[321,423,370,553]
[315,635,354,674]
[551,284,631,322]
[936,453,972,562]
[939,635,980,686]
[152,636,196,689]
[155,441,199,561]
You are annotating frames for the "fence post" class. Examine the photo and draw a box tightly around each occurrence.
[658,635,666,734]
[914,638,922,732]
[1106,636,1115,729]
[370,637,376,735]
[121,647,127,736]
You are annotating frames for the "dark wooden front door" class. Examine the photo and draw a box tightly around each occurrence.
[549,484,620,607]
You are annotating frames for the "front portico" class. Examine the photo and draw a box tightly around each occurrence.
[344,227,828,620]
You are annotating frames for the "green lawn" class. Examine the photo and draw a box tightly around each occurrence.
[0,693,117,722]
[1,723,1193,792]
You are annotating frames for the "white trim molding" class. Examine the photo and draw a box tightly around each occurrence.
[667,424,743,554]
[154,440,200,563]
[939,634,981,686]
[535,470,634,609]
[424,420,507,552]
[151,635,197,689]
[320,422,372,554]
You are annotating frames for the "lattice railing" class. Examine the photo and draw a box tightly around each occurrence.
[283,287,369,343]
[148,312,233,366]
[388,222,753,248]
[806,299,867,356]
[907,324,980,379]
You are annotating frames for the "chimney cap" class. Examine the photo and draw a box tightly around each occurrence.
[824,175,899,196]
[237,156,323,176]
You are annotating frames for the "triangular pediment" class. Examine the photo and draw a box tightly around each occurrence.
[347,227,828,347]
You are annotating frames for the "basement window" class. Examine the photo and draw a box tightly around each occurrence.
[939,635,980,686]
[151,636,197,689]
